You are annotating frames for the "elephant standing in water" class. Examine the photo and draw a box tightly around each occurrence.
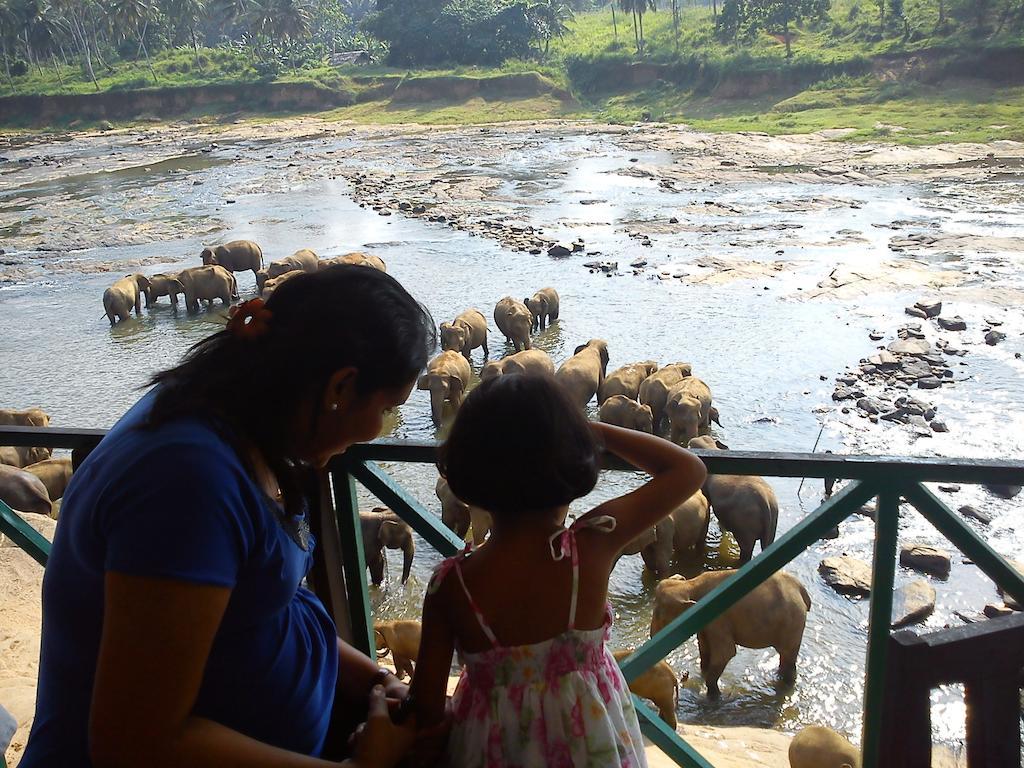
[436,476,491,546]
[320,252,387,272]
[523,287,560,331]
[440,309,489,361]
[359,507,415,585]
[688,435,778,564]
[599,361,658,403]
[666,377,714,444]
[200,239,263,282]
[598,395,654,433]
[374,620,422,680]
[638,363,693,431]
[256,248,319,293]
[102,274,152,325]
[493,297,533,352]
[556,339,609,408]
[480,349,555,381]
[23,458,72,502]
[175,265,237,313]
[145,274,184,307]
[419,350,472,427]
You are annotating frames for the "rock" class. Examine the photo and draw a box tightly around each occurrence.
[917,377,942,390]
[547,243,572,257]
[856,397,884,415]
[819,556,872,596]
[958,504,992,524]
[901,358,932,379]
[669,217,679,224]
[869,330,885,341]
[984,316,1003,327]
[985,330,1006,346]
[914,299,942,318]
[985,484,1021,499]
[899,324,925,339]
[629,259,647,268]
[868,351,899,367]
[996,560,1023,610]
[930,420,949,433]
[583,260,618,273]
[984,603,1015,618]
[572,240,585,252]
[892,580,936,628]
[938,484,960,493]
[937,316,967,331]
[889,338,931,356]
[905,306,928,319]
[832,386,864,401]
[900,544,952,579]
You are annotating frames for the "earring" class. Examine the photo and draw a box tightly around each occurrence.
[329,403,339,411]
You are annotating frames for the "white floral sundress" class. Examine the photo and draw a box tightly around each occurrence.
[430,517,647,768]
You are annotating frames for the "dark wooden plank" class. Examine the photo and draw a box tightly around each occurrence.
[0,426,107,449]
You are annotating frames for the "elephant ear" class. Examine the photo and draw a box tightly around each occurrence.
[714,439,729,450]
[573,343,587,356]
[417,374,431,390]
[135,274,152,291]
[709,405,722,426]
[449,375,465,398]
[373,627,390,656]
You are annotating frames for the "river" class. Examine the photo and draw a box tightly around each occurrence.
[2,118,1022,755]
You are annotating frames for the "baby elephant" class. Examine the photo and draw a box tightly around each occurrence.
[612,649,681,729]
[493,297,533,352]
[256,248,319,293]
[523,287,559,331]
[419,351,472,428]
[480,349,555,381]
[0,464,52,516]
[359,507,415,585]
[200,239,263,281]
[789,725,861,768]
[103,273,152,325]
[599,395,654,433]
[440,309,489,360]
[374,619,422,680]
[435,476,491,546]
[638,363,693,430]
[23,457,72,502]
[651,570,811,697]
[144,273,184,307]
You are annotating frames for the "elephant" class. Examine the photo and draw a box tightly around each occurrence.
[0,408,49,428]
[479,349,555,381]
[102,274,152,325]
[200,239,263,282]
[0,464,52,516]
[620,516,675,578]
[23,457,72,502]
[555,339,610,408]
[651,569,812,697]
[599,361,659,404]
[261,269,303,298]
[257,248,320,293]
[493,297,533,352]
[175,265,237,313]
[612,649,681,729]
[789,726,861,768]
[436,476,491,546]
[144,273,184,307]
[523,287,560,331]
[374,619,422,680]
[688,435,778,564]
[620,492,709,578]
[599,395,654,433]
[639,363,693,430]
[319,252,387,272]
[666,377,713,444]
[359,507,415,585]
[440,309,489,361]
[0,445,52,468]
[418,350,473,428]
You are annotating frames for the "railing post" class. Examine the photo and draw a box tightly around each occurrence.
[861,489,900,768]
[877,631,932,767]
[307,470,356,645]
[964,672,1022,766]
[332,462,375,657]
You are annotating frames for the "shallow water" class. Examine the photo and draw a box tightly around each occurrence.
[1,124,1022,750]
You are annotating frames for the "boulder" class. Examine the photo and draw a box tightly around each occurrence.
[819,556,872,596]
[930,420,949,433]
[984,603,1015,618]
[900,544,952,579]
[901,359,932,379]
[914,299,942,318]
[958,504,992,524]
[984,484,1021,499]
[547,243,572,257]
[832,386,864,401]
[856,397,884,415]
[869,330,885,341]
[892,580,936,628]
[889,338,931,356]
[937,316,967,331]
[984,330,1006,346]
[905,306,927,319]
[917,377,942,390]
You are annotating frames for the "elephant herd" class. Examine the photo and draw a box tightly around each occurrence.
[0,408,72,521]
[100,239,387,325]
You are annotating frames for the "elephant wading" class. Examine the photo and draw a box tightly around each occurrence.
[789,726,861,768]
[493,297,533,352]
[0,408,49,428]
[0,446,51,469]
[102,274,152,325]
[523,287,560,331]
[359,507,414,585]
[256,248,319,293]
[599,361,658,403]
[23,457,72,502]
[374,620,422,680]
[320,252,387,272]
[440,309,489,361]
[651,570,811,697]
[620,491,709,578]
[145,273,184,307]
[200,240,263,282]
[0,464,51,516]
[689,435,778,564]
[612,650,680,729]
[556,339,609,408]
[599,395,653,433]
[261,269,303,299]
[666,377,713,444]
[480,349,555,381]
[419,351,472,428]
[436,476,491,546]
[175,265,237,313]
[638,363,693,431]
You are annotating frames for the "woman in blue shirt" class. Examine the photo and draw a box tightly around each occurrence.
[21,265,435,768]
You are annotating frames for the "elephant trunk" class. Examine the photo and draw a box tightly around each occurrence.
[401,538,415,584]
[429,386,445,427]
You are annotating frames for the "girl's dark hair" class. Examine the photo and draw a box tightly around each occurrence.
[147,265,435,515]
[437,374,600,518]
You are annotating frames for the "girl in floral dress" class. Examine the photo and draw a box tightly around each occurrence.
[408,374,706,767]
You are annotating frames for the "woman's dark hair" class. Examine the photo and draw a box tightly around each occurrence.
[147,265,435,515]
[437,374,600,518]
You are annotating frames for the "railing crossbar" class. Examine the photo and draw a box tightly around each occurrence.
[0,500,50,566]
[633,697,714,768]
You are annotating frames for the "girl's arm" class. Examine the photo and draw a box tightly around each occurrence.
[409,584,456,728]
[582,422,707,552]
[90,573,412,768]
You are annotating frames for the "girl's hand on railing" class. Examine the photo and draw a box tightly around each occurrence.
[342,686,416,768]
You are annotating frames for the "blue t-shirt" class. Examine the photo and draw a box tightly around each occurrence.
[20,391,339,767]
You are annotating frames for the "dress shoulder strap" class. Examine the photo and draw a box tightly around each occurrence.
[548,515,617,631]
[453,558,500,647]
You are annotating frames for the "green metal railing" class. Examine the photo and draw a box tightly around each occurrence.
[3,426,1024,768]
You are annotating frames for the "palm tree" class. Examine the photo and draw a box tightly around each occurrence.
[162,0,208,68]
[532,0,573,57]
[0,0,17,88]
[634,0,655,53]
[52,0,100,89]
[107,0,159,82]
[269,0,312,40]
[618,0,640,52]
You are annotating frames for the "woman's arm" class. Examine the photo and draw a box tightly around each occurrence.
[90,573,410,768]
[582,422,707,550]
[409,586,456,729]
